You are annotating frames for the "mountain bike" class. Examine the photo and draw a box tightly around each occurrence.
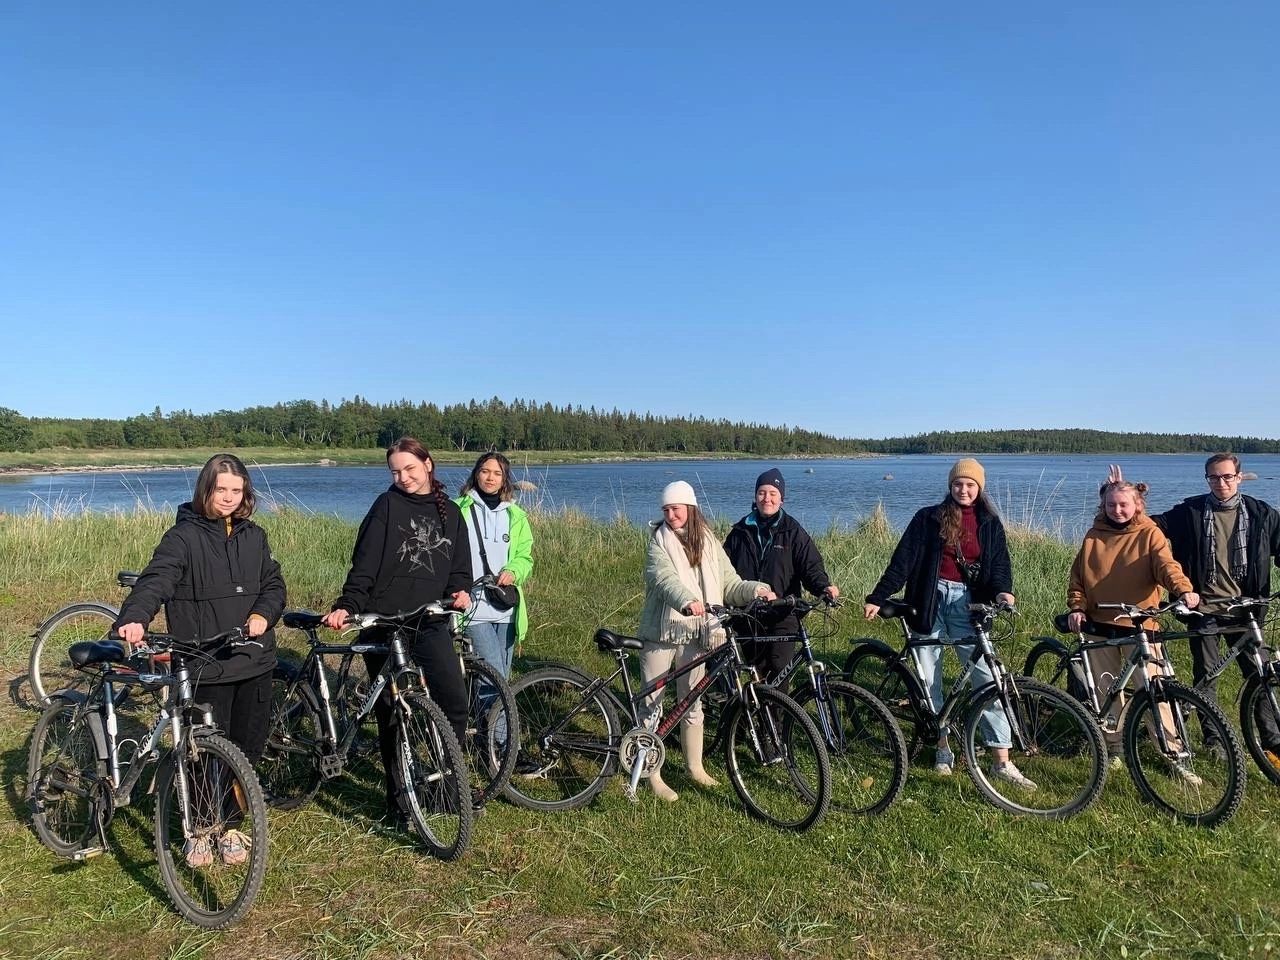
[506,604,832,831]
[844,599,1106,819]
[1021,600,1248,826]
[255,603,472,861]
[704,596,909,816]
[26,627,268,929]
[27,571,139,706]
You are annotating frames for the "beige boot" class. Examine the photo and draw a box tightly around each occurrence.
[682,723,719,788]
[648,764,679,802]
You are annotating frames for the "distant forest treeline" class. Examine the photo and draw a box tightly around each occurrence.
[0,401,1276,456]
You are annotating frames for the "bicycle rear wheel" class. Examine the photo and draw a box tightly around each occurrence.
[28,697,103,857]
[843,641,924,759]
[724,685,831,832]
[1239,673,1280,786]
[154,733,268,929]
[28,603,118,705]
[791,679,908,816]
[463,656,520,805]
[963,677,1106,819]
[503,667,621,811]
[257,663,323,810]
[1023,639,1090,704]
[397,692,472,861]
[1123,681,1246,827]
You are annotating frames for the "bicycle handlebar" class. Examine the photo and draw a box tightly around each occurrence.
[344,601,453,633]
[111,625,257,657]
[1096,599,1193,621]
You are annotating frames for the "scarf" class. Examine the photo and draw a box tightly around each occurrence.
[1203,493,1249,588]
[655,522,725,647]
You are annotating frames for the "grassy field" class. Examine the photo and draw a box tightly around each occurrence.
[0,508,1277,960]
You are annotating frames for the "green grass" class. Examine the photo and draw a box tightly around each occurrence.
[1,509,1278,959]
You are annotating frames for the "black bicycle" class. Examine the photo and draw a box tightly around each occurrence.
[1022,599,1248,826]
[845,600,1107,819]
[702,596,909,816]
[255,602,472,861]
[27,627,269,928]
[505,604,832,831]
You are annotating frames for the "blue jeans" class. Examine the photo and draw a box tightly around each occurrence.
[466,620,516,744]
[910,579,1011,749]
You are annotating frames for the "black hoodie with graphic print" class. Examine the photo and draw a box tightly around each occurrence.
[333,485,474,616]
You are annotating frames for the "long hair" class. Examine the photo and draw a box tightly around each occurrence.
[385,436,450,527]
[460,451,515,501]
[938,490,1000,551]
[193,454,255,520]
[656,504,711,568]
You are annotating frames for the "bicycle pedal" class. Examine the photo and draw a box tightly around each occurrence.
[73,846,106,861]
[319,754,345,780]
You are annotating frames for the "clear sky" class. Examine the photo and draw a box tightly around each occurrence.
[2,3,1276,439]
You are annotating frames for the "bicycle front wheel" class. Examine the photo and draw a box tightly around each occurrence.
[1123,681,1246,827]
[256,663,323,810]
[397,693,472,862]
[964,677,1106,819]
[154,733,269,929]
[464,656,520,805]
[28,697,104,857]
[791,679,908,816]
[503,667,621,812]
[1239,673,1280,787]
[28,603,118,706]
[843,641,924,759]
[724,685,831,832]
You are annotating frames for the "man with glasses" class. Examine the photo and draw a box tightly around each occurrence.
[1151,453,1280,764]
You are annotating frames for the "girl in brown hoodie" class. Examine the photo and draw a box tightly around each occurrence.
[1066,480,1200,757]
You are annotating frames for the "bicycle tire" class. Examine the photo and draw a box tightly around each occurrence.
[723,684,831,832]
[28,602,118,706]
[1123,680,1247,827]
[257,663,323,810]
[1023,638,1090,704]
[791,678,908,816]
[503,666,621,812]
[397,692,472,862]
[1239,673,1280,786]
[154,733,269,929]
[27,697,104,857]
[844,641,925,759]
[463,656,520,805]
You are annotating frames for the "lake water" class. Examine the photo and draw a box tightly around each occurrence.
[4,454,1279,542]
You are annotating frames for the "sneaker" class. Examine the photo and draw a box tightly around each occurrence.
[1171,761,1203,787]
[1109,754,1125,771]
[933,747,955,776]
[217,829,251,866]
[992,760,1038,792]
[514,752,546,778]
[1204,742,1228,763]
[471,787,486,815]
[183,836,214,868]
[1264,749,1280,775]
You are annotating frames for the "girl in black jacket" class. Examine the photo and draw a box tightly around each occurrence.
[116,453,286,866]
[863,459,1032,790]
[322,437,474,822]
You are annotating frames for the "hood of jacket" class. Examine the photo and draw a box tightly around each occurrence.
[1087,512,1157,540]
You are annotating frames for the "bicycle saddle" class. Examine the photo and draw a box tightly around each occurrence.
[283,611,324,629]
[69,640,130,668]
[876,599,915,620]
[1053,613,1136,639]
[117,571,139,588]
[594,628,643,652]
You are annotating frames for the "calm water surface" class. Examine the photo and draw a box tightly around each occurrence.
[4,454,1279,542]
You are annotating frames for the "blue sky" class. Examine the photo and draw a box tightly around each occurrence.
[2,3,1276,439]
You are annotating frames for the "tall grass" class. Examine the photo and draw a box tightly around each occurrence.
[0,509,1277,959]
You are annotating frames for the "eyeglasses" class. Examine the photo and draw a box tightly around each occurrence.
[1206,473,1240,484]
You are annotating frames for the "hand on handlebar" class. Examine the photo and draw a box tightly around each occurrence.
[823,584,841,601]
[115,623,147,648]
[1067,611,1086,632]
[863,603,880,621]
[755,586,777,601]
[683,600,706,617]
[1180,591,1201,610]
[322,609,350,630]
[449,590,471,611]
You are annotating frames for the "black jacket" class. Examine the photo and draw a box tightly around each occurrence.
[866,502,1013,636]
[334,486,474,616]
[724,509,831,636]
[1151,494,1280,597]
[115,503,285,684]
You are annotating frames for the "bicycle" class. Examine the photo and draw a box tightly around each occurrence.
[453,592,521,805]
[255,602,473,861]
[1022,599,1248,826]
[27,570,139,706]
[505,604,833,831]
[844,599,1107,819]
[26,626,269,929]
[705,595,909,816]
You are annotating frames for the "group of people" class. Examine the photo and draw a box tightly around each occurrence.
[111,443,1280,863]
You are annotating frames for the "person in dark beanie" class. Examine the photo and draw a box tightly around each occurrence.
[724,467,839,681]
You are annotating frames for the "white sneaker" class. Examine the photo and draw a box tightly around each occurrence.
[992,760,1037,791]
[1171,761,1203,787]
[934,746,954,776]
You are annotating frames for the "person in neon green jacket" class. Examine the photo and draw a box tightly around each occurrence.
[454,452,534,677]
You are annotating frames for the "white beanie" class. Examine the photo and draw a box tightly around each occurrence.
[661,480,698,507]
